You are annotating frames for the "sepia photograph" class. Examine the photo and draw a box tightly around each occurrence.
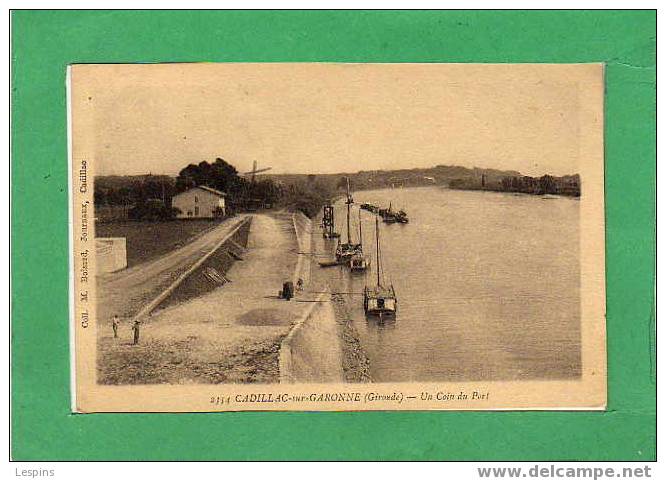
[69,63,606,411]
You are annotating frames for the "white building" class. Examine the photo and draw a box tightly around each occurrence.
[172,186,227,218]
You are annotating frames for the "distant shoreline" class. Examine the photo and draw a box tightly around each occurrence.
[448,173,581,198]
[448,184,581,198]
[338,183,581,199]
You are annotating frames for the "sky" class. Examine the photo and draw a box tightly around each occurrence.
[75,63,602,177]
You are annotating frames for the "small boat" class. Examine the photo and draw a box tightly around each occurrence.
[349,209,370,272]
[349,253,370,271]
[360,203,379,213]
[363,216,397,318]
[336,241,358,262]
[395,210,409,223]
[380,202,408,224]
[380,202,399,223]
[336,178,367,268]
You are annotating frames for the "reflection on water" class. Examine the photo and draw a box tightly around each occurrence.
[313,186,580,382]
[366,315,396,329]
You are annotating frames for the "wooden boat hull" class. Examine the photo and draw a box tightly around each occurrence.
[364,306,397,316]
[336,251,354,263]
[364,305,397,317]
[349,256,370,272]
[363,287,397,315]
[336,242,362,262]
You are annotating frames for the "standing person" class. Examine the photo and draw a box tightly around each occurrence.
[132,320,141,345]
[112,315,120,339]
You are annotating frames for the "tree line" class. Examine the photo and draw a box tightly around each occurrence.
[95,158,336,221]
[449,174,581,197]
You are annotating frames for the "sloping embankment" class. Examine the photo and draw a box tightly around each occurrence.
[135,216,252,317]
[278,212,345,383]
[292,211,312,286]
[279,291,343,383]
[98,213,299,385]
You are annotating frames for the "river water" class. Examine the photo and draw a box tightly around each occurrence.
[312,186,580,382]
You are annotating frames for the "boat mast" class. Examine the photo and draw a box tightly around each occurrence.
[376,215,381,287]
[358,209,363,245]
[346,177,352,245]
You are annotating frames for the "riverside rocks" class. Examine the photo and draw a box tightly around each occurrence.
[332,294,372,383]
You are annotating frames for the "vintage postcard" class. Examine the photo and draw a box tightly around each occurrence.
[69,63,606,412]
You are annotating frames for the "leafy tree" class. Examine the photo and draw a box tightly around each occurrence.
[538,175,556,195]
[175,157,244,194]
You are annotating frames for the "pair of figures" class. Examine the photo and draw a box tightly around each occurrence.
[112,315,141,345]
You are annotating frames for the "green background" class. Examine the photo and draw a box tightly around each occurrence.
[11,10,656,461]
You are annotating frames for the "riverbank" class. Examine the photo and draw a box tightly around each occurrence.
[449,185,580,197]
[309,208,372,383]
[449,173,581,197]
[97,207,374,385]
[331,294,372,383]
[97,211,310,384]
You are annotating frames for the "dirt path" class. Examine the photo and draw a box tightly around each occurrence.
[98,213,310,384]
[96,215,246,321]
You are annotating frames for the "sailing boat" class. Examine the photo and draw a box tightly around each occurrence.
[335,178,361,263]
[395,209,409,223]
[363,216,397,317]
[380,202,398,223]
[349,209,370,272]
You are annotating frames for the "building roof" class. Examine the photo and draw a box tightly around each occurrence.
[198,185,227,197]
[175,185,227,198]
